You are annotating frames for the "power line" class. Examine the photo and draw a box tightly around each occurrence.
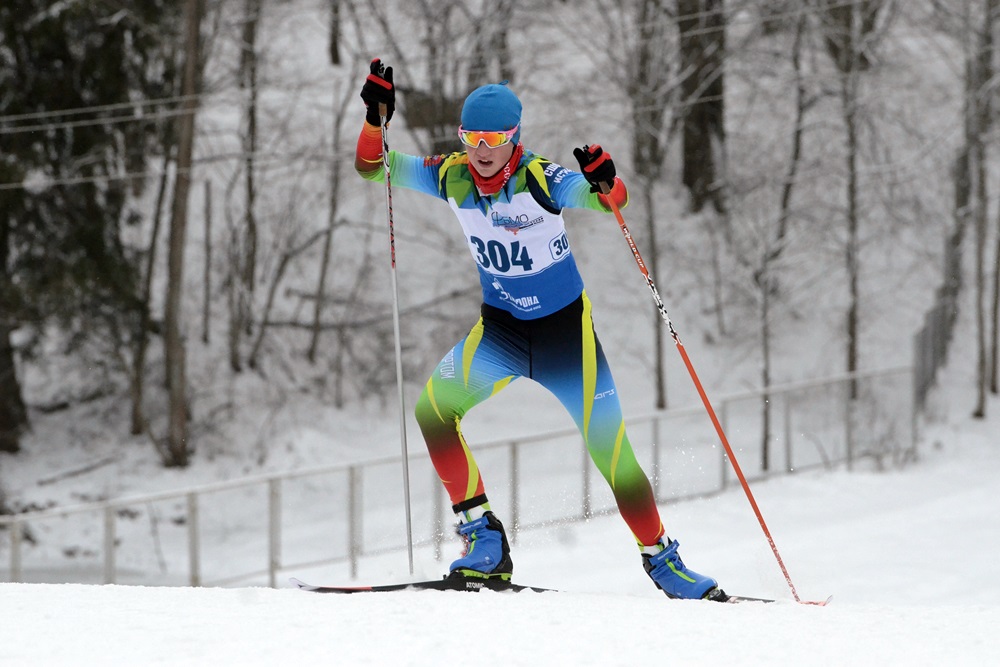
[0,1,971,194]
[0,146,351,193]
[0,0,916,129]
[0,94,202,124]
[0,107,192,136]
[565,0,891,41]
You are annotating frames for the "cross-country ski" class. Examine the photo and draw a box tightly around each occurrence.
[290,576,829,605]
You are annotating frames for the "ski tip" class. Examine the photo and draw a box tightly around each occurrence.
[708,588,833,606]
[289,577,316,591]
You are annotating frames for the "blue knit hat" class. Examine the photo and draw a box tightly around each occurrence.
[461,82,522,144]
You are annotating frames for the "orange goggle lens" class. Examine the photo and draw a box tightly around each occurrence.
[458,126,518,148]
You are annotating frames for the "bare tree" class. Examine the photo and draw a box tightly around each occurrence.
[345,0,513,154]
[228,0,262,373]
[678,0,727,215]
[815,0,889,397]
[993,196,1000,394]
[131,139,173,436]
[329,0,343,65]
[970,0,995,417]
[629,0,681,409]
[751,10,813,471]
[0,318,27,453]
[163,0,203,467]
[308,76,356,363]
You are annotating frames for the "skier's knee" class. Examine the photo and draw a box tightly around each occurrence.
[415,385,449,429]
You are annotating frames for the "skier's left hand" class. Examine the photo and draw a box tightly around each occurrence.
[361,58,394,126]
[573,144,616,193]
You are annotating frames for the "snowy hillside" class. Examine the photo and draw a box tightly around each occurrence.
[3,396,999,665]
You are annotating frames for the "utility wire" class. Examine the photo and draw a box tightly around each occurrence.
[0,0,923,129]
[0,1,974,192]
[0,93,203,123]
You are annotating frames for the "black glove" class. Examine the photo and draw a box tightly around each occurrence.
[573,144,616,193]
[360,58,394,126]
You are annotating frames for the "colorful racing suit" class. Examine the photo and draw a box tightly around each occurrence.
[356,122,665,547]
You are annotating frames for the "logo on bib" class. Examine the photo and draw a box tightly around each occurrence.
[491,279,541,314]
[491,211,544,234]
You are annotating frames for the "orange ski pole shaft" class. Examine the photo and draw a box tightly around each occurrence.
[599,182,806,603]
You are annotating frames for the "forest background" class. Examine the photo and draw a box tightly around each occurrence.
[1,0,998,519]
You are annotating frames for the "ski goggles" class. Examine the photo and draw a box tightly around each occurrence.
[458,125,518,148]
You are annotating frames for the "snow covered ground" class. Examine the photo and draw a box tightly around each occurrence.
[3,399,998,666]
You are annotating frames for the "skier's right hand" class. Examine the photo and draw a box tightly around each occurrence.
[573,144,616,194]
[361,58,394,126]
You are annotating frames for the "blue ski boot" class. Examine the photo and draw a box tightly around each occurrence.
[642,538,718,599]
[449,511,513,580]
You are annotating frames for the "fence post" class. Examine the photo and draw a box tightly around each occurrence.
[719,400,729,490]
[844,381,854,472]
[582,436,591,519]
[11,520,22,583]
[188,493,200,587]
[103,506,116,584]
[433,471,444,562]
[651,416,661,502]
[268,479,281,588]
[510,442,520,545]
[909,366,919,460]
[348,466,361,579]
[784,390,793,473]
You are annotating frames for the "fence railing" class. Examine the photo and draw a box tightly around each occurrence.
[0,366,914,588]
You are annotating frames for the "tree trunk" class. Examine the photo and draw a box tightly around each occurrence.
[844,82,860,398]
[760,268,772,472]
[678,0,726,214]
[309,81,351,364]
[202,180,212,344]
[131,146,172,436]
[973,0,996,414]
[0,320,28,454]
[627,0,674,408]
[328,0,341,65]
[967,0,994,417]
[230,0,260,372]
[163,0,203,467]
[241,0,259,334]
[991,198,1000,394]
[0,212,29,452]
[991,0,1000,395]
[756,14,808,468]
[643,180,667,410]
[972,136,987,417]
[840,3,863,400]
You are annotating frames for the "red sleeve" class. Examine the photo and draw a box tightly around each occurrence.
[355,121,383,178]
[597,177,628,211]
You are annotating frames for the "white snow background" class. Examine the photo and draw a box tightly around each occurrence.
[2,2,999,666]
[2,366,998,666]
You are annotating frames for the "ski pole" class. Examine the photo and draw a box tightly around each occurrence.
[600,182,808,604]
[379,97,414,575]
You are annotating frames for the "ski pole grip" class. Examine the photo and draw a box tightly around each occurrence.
[599,181,612,195]
[378,103,388,119]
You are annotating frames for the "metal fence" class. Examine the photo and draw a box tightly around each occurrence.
[0,366,914,588]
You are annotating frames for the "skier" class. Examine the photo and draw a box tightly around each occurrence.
[355,59,720,599]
